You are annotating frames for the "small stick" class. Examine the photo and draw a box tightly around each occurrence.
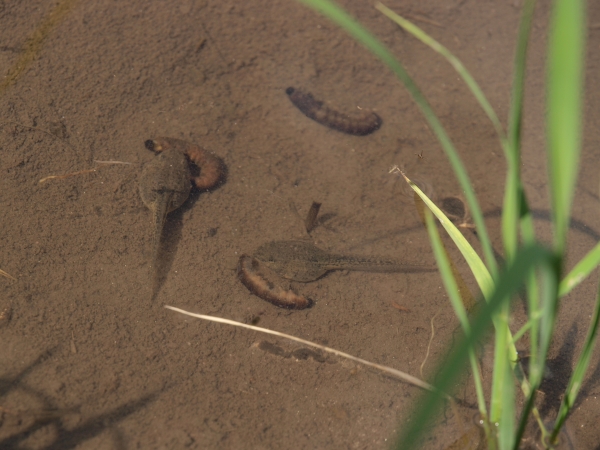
[165,305,448,397]
[39,160,132,183]
[0,269,17,281]
[420,311,439,377]
[93,160,132,165]
[39,168,97,183]
[304,201,322,233]
[388,165,401,176]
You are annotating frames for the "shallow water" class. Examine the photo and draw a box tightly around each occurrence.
[1,0,600,448]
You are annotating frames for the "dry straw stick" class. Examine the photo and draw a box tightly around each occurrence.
[0,269,16,281]
[165,305,445,397]
[38,160,132,183]
[420,311,439,378]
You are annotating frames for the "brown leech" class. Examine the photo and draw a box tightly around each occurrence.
[145,137,226,190]
[237,255,313,310]
[286,87,382,136]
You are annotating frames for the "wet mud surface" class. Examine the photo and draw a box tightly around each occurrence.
[2,0,600,448]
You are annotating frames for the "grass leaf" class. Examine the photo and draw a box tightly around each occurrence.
[551,282,600,442]
[559,241,600,297]
[546,0,585,252]
[398,170,493,298]
[395,244,554,449]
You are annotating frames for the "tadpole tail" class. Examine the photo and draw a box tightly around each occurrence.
[329,256,438,274]
[150,193,172,271]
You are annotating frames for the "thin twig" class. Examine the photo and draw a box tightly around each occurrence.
[93,160,133,165]
[39,160,133,183]
[0,269,17,281]
[165,305,448,397]
[420,311,439,377]
[39,168,97,183]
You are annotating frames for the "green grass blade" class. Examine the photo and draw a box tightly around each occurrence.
[374,2,505,143]
[513,258,560,446]
[558,241,600,296]
[506,0,536,155]
[551,283,600,442]
[403,170,516,427]
[501,172,520,262]
[513,387,543,450]
[546,0,585,253]
[396,244,554,449]
[398,170,493,298]
[422,205,470,327]
[503,0,537,260]
[537,263,561,381]
[520,206,541,382]
[512,320,533,344]
[403,171,547,435]
[295,0,498,277]
[490,304,515,427]
[422,205,488,422]
[498,351,516,450]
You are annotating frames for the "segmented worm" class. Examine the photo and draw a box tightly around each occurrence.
[237,255,313,310]
[285,87,382,136]
[144,137,226,190]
